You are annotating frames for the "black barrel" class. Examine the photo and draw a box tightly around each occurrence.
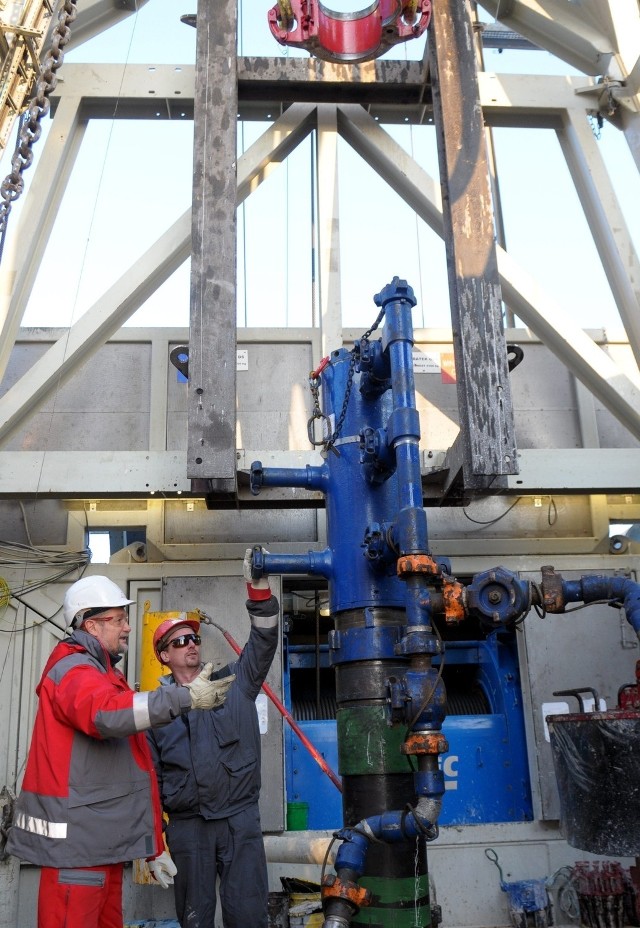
[547,709,640,856]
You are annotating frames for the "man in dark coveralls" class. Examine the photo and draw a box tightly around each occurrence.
[147,547,279,928]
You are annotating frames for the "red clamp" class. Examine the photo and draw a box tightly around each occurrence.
[310,356,330,381]
[268,0,431,64]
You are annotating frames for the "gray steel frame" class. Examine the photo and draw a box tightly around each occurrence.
[0,2,639,502]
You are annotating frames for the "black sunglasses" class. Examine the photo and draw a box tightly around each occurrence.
[168,633,201,649]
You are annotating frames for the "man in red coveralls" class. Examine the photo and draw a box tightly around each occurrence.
[6,575,234,928]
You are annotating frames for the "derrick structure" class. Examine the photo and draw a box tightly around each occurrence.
[0,1,638,505]
[0,4,640,928]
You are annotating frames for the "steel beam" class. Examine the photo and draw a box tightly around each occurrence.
[476,0,616,77]
[1,448,640,496]
[0,108,316,444]
[557,107,640,369]
[429,0,518,494]
[0,94,87,382]
[316,105,342,355]
[187,0,238,490]
[55,0,146,52]
[334,104,640,441]
[0,213,192,444]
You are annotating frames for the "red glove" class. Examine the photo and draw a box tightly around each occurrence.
[243,547,271,601]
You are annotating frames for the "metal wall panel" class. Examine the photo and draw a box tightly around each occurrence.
[167,341,315,453]
[163,501,317,544]
[0,499,69,545]
[4,333,640,462]
[518,569,639,820]
[1,343,152,452]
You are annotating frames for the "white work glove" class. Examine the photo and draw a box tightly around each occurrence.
[183,662,235,710]
[244,546,271,601]
[149,850,177,889]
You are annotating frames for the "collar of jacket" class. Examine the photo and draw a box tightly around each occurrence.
[158,666,201,687]
[67,628,123,669]
[157,662,235,688]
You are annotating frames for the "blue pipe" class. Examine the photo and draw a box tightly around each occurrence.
[373,281,433,635]
[251,463,327,494]
[250,280,447,928]
[332,775,444,877]
[254,549,334,580]
[561,575,640,637]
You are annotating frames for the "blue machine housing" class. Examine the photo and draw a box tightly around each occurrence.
[284,630,533,829]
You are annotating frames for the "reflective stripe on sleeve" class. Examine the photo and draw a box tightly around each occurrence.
[14,811,67,839]
[132,691,151,730]
[251,613,278,629]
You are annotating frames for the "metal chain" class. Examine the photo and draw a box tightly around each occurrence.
[307,366,332,448]
[324,350,356,455]
[0,0,78,254]
[307,305,387,456]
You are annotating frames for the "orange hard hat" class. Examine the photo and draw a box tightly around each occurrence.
[153,616,200,663]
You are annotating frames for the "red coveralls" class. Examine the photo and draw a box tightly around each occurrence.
[7,628,191,928]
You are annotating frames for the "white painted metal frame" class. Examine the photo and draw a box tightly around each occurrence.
[1,1,640,494]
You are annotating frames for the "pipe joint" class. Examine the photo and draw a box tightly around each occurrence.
[387,407,420,446]
[374,276,417,312]
[333,828,370,875]
[386,668,446,727]
[401,730,449,757]
[413,767,446,801]
[544,569,640,639]
[329,624,401,665]
[442,577,467,624]
[394,629,441,657]
[397,554,441,578]
[321,873,371,912]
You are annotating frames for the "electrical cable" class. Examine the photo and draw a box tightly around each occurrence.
[320,833,339,884]
[18,501,35,547]
[462,497,521,526]
[0,541,90,587]
[0,590,67,634]
[407,618,445,733]
[563,598,620,614]
[548,866,580,921]
[531,580,547,618]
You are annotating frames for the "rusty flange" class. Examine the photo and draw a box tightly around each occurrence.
[540,565,565,612]
[401,731,449,756]
[442,578,466,624]
[322,873,371,908]
[397,554,440,577]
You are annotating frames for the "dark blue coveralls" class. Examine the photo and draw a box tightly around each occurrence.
[147,594,279,928]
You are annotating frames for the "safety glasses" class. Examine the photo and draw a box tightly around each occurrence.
[84,611,129,627]
[168,633,201,649]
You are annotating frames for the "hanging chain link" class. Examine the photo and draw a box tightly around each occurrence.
[307,305,386,456]
[0,0,78,254]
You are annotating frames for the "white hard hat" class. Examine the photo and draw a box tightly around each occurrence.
[63,576,134,628]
